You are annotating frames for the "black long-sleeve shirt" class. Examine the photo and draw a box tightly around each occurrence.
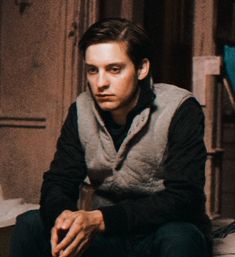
[40,89,210,236]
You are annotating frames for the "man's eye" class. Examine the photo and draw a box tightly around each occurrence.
[87,67,97,74]
[110,66,121,73]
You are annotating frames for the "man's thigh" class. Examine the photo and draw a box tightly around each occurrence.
[132,222,210,257]
[11,210,128,257]
[82,233,128,257]
[10,209,51,257]
[84,222,210,257]
[11,212,210,257]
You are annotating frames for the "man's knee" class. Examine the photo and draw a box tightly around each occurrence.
[153,222,208,257]
[13,209,50,246]
[10,210,51,257]
[15,210,42,234]
[156,222,204,240]
[16,210,40,225]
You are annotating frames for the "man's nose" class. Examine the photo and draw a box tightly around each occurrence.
[97,72,109,90]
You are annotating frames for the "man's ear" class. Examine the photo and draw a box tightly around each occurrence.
[137,58,150,80]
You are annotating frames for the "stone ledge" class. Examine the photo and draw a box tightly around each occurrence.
[214,234,235,256]
[0,198,39,228]
[213,219,235,256]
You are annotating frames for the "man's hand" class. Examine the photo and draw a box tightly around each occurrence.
[51,210,105,257]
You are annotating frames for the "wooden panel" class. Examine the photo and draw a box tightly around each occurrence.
[193,0,217,56]
[192,0,222,218]
[76,0,100,98]
[0,117,47,129]
[193,56,221,105]
[144,0,194,89]
[100,0,144,24]
[0,1,84,203]
[221,123,235,217]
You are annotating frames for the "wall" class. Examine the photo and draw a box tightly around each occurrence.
[0,1,79,203]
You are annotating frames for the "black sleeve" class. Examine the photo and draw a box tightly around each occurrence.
[40,103,87,229]
[99,98,210,235]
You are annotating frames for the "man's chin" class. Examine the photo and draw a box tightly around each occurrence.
[96,102,118,112]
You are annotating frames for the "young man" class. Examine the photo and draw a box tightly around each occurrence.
[11,18,211,257]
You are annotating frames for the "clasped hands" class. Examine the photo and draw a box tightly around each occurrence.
[51,210,105,257]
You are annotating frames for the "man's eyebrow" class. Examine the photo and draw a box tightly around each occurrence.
[106,62,125,67]
[85,63,96,67]
[85,62,125,67]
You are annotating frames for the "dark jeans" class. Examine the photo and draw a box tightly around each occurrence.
[10,210,210,257]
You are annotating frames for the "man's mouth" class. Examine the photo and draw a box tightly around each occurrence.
[95,94,115,99]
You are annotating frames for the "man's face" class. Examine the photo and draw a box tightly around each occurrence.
[85,42,142,120]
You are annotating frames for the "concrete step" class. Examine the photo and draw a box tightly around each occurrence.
[0,185,3,201]
[0,193,39,257]
[0,198,39,228]
[213,219,235,256]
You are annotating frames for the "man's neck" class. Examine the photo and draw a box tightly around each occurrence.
[111,88,140,125]
[100,84,155,128]
[111,112,127,126]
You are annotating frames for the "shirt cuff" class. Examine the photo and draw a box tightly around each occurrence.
[98,204,128,235]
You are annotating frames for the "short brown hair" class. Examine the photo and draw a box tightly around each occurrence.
[79,18,154,69]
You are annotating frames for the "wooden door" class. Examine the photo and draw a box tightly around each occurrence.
[0,0,84,203]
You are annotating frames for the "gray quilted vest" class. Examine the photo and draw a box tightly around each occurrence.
[76,83,193,209]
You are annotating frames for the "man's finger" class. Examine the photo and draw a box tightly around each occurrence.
[60,217,75,231]
[60,232,89,257]
[54,221,82,254]
[51,227,59,256]
[51,227,68,256]
[54,210,72,230]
